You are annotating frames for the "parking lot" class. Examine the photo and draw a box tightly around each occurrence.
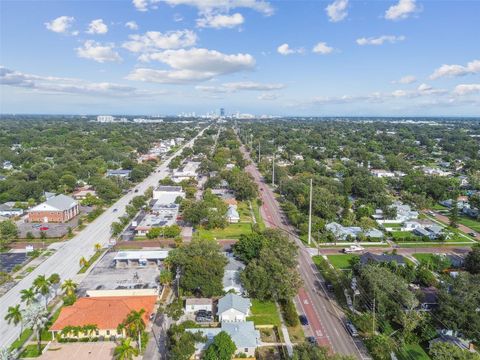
[0,252,27,272]
[77,252,161,296]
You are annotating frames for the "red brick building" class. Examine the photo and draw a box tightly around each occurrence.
[28,194,79,223]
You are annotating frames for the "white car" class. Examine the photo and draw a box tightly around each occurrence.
[343,245,365,253]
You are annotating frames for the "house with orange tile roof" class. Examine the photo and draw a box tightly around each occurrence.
[50,295,157,340]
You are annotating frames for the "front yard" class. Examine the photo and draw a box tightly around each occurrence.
[195,222,253,240]
[247,300,281,327]
[326,254,359,270]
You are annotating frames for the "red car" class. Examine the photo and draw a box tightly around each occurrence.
[39,226,49,231]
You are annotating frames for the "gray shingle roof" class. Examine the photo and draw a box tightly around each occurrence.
[217,293,251,315]
[45,194,77,211]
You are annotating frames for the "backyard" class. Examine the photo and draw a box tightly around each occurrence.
[195,222,253,240]
[247,300,281,327]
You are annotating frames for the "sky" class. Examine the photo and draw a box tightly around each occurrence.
[0,0,479,116]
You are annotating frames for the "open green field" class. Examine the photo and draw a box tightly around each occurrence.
[247,300,281,326]
[196,222,253,240]
[326,254,359,270]
[397,343,430,360]
[391,231,422,240]
[412,253,438,263]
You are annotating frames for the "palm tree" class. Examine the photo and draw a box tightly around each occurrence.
[82,324,98,340]
[4,305,23,339]
[79,256,88,268]
[118,309,146,350]
[114,338,138,360]
[20,288,37,306]
[33,275,51,309]
[23,304,48,354]
[94,243,102,252]
[48,273,60,298]
[61,279,77,297]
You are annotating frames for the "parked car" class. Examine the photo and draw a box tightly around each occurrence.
[469,232,477,237]
[113,208,118,213]
[325,281,334,292]
[134,189,139,193]
[195,310,213,323]
[39,226,49,231]
[307,336,317,345]
[299,315,309,325]
[343,245,364,253]
[345,320,358,337]
[33,224,41,228]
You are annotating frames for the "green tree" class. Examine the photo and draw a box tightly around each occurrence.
[168,238,227,297]
[0,220,18,248]
[23,304,48,354]
[365,334,396,360]
[111,222,124,236]
[465,245,480,274]
[20,288,37,306]
[429,341,480,360]
[449,200,459,228]
[203,331,236,360]
[4,304,23,339]
[117,309,146,350]
[292,343,355,360]
[33,275,51,309]
[48,273,61,297]
[61,279,77,297]
[114,338,139,360]
[159,269,173,286]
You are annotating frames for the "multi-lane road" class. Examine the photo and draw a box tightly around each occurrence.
[0,126,208,349]
[241,144,370,359]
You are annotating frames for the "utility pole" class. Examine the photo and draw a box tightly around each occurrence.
[272,153,275,186]
[308,178,313,246]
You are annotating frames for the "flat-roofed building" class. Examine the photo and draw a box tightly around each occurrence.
[114,250,169,268]
[152,185,185,204]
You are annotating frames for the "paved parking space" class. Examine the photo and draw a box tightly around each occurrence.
[40,342,118,360]
[0,252,27,272]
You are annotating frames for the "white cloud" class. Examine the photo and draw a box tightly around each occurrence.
[163,0,274,16]
[453,84,480,96]
[0,66,159,97]
[385,0,419,20]
[127,48,255,84]
[356,35,405,46]
[277,43,303,55]
[86,19,108,34]
[258,93,279,100]
[197,12,244,28]
[196,81,284,93]
[125,21,139,30]
[394,75,416,84]
[312,42,334,55]
[76,41,122,63]
[122,30,197,53]
[132,0,161,12]
[45,16,75,34]
[325,0,348,22]
[430,59,480,80]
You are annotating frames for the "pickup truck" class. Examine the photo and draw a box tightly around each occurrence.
[343,245,365,253]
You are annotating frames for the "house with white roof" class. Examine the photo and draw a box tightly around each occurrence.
[152,185,185,204]
[185,298,213,314]
[226,205,240,223]
[217,293,251,322]
[113,250,169,268]
[223,254,245,294]
[374,201,419,224]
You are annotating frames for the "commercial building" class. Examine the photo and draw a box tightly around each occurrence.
[50,295,157,339]
[28,194,79,223]
[152,185,185,204]
[172,161,200,183]
[106,169,131,179]
[185,298,213,314]
[113,250,169,268]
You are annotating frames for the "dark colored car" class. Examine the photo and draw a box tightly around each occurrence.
[469,232,477,237]
[345,320,359,337]
[325,281,334,292]
[307,336,317,345]
[299,315,309,325]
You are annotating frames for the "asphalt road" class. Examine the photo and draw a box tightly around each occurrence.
[241,145,369,359]
[0,126,208,349]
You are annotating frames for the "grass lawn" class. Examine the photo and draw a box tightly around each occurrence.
[78,250,104,274]
[196,222,253,240]
[287,323,304,343]
[412,253,438,263]
[20,344,45,358]
[9,328,33,351]
[326,254,359,270]
[252,200,265,230]
[247,300,281,327]
[391,231,422,240]
[237,201,252,222]
[382,223,403,228]
[397,343,430,360]
[458,215,480,232]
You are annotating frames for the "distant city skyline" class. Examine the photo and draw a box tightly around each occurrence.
[1,0,479,116]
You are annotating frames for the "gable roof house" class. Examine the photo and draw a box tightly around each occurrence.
[223,254,245,294]
[217,293,251,322]
[0,203,23,217]
[360,252,406,267]
[186,321,261,358]
[28,194,79,223]
[226,205,240,223]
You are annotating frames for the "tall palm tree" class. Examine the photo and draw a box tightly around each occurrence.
[94,243,102,252]
[118,309,146,350]
[114,338,138,360]
[20,288,37,306]
[48,273,60,298]
[23,304,48,354]
[61,279,77,297]
[79,256,88,268]
[33,275,51,309]
[4,305,23,339]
